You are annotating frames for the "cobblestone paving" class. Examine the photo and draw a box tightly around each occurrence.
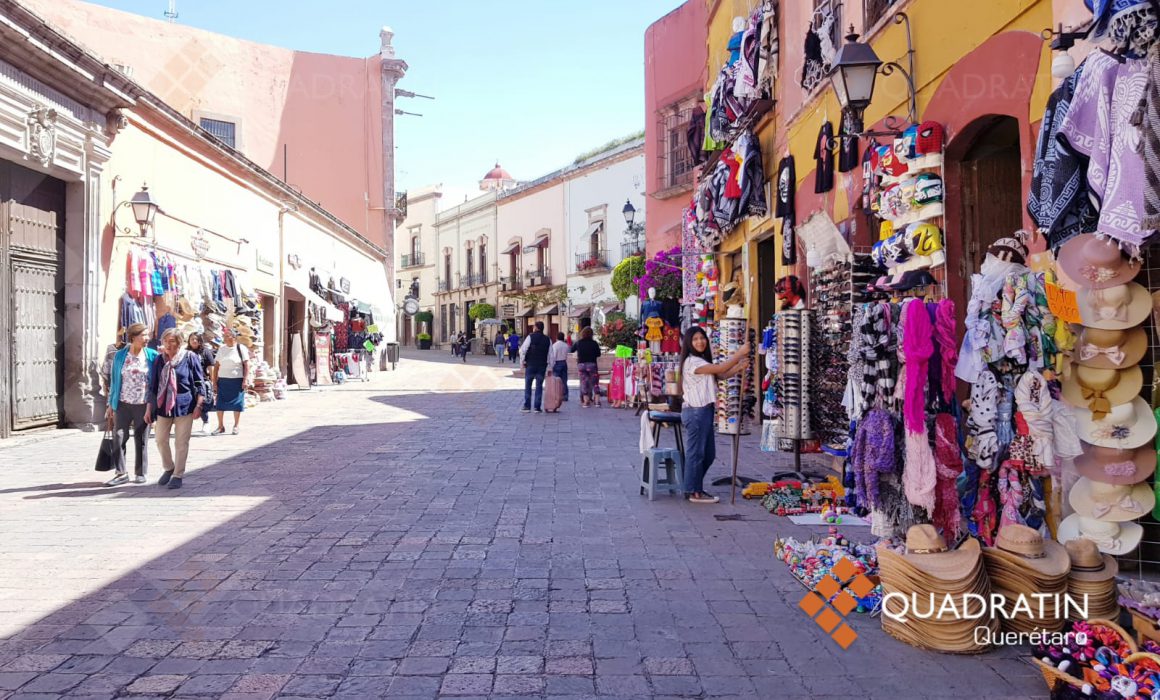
[0,350,1045,698]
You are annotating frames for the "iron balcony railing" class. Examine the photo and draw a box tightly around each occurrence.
[401,252,425,268]
[437,279,450,293]
[576,250,609,272]
[459,273,485,289]
[621,239,645,259]
[525,266,550,281]
[501,276,523,292]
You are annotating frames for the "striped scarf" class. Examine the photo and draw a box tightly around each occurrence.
[157,349,189,414]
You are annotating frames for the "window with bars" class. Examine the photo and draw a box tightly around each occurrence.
[440,304,448,342]
[478,244,487,284]
[864,0,900,29]
[199,117,237,149]
[659,104,695,190]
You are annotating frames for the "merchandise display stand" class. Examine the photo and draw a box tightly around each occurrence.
[711,317,757,503]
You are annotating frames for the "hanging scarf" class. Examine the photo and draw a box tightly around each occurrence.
[934,300,957,406]
[1143,41,1160,230]
[972,469,999,546]
[932,412,963,538]
[156,349,188,414]
[1015,371,1058,470]
[967,368,1000,469]
[1001,274,1031,365]
[997,463,1025,529]
[850,406,896,509]
[901,300,937,514]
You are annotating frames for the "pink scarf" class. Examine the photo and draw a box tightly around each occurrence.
[901,299,937,514]
[934,300,957,405]
[932,412,963,537]
[903,299,933,433]
[157,350,188,414]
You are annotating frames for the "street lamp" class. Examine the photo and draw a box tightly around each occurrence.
[829,14,918,138]
[622,199,636,228]
[830,30,882,135]
[129,184,160,236]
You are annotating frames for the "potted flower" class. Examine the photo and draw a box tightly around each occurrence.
[417,332,432,350]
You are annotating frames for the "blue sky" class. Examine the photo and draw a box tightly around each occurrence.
[84,0,684,203]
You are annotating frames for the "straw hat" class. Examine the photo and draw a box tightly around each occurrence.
[1077,282,1151,330]
[174,297,197,322]
[900,525,983,581]
[1069,477,1155,522]
[1061,364,1143,415]
[1057,514,1143,555]
[1073,326,1148,370]
[984,524,1070,579]
[1074,397,1157,449]
[1064,538,1118,583]
[1075,443,1156,485]
[1057,233,1142,290]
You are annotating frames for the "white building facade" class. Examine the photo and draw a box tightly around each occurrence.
[395,184,442,345]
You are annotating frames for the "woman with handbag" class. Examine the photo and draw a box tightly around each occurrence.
[103,323,158,486]
[187,332,216,436]
[148,328,206,490]
[211,327,248,435]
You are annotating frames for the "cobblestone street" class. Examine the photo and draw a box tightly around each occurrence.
[0,351,1044,699]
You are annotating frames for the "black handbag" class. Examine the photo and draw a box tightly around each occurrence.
[95,429,119,472]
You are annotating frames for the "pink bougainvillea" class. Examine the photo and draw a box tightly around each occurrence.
[635,247,682,300]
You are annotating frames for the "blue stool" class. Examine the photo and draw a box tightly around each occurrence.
[640,447,684,501]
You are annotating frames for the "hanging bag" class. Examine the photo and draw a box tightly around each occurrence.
[95,425,119,472]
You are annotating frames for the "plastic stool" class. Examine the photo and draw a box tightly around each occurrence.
[640,447,684,501]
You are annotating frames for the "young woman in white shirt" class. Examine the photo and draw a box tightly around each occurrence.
[680,326,749,504]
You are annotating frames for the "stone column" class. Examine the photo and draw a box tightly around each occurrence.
[380,27,407,351]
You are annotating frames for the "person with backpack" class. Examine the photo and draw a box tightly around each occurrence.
[519,321,551,413]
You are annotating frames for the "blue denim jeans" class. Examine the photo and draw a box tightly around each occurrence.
[552,360,568,401]
[524,365,546,410]
[681,404,716,495]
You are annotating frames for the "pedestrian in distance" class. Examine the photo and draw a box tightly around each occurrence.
[520,321,550,413]
[211,327,248,435]
[495,325,507,364]
[572,326,602,407]
[148,328,207,490]
[549,331,570,403]
[187,332,216,436]
[678,326,749,504]
[506,330,521,363]
[103,323,158,486]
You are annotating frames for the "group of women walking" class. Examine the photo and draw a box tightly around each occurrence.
[103,324,248,489]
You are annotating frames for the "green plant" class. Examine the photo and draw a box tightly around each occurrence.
[504,285,569,310]
[417,332,431,341]
[414,310,433,324]
[611,256,645,300]
[597,315,639,351]
[468,303,496,321]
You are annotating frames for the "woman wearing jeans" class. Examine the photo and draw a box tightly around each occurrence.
[679,327,748,504]
[104,323,158,486]
[148,328,206,490]
[572,327,602,407]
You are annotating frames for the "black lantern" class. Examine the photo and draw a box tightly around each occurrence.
[829,29,883,134]
[129,184,160,236]
[622,199,636,227]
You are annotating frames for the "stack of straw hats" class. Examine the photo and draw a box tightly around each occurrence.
[982,524,1071,634]
[1064,538,1119,620]
[878,525,998,654]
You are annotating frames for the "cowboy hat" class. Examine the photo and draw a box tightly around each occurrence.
[1057,233,1142,290]
[1075,397,1157,449]
[1075,443,1156,485]
[1077,282,1151,329]
[878,545,989,595]
[1072,326,1148,369]
[1064,538,1118,583]
[983,524,1070,579]
[1057,514,1143,555]
[174,297,197,322]
[1069,477,1155,522]
[1061,364,1143,415]
[900,525,984,581]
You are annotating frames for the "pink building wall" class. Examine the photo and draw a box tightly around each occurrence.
[22,0,388,248]
[643,0,708,256]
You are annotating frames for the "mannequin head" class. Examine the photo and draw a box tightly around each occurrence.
[648,287,656,300]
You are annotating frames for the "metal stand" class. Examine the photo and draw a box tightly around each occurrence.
[712,433,757,504]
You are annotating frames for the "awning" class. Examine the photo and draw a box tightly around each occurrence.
[519,308,535,318]
[501,241,520,255]
[352,301,372,315]
[601,301,622,314]
[539,304,559,315]
[568,304,592,318]
[584,221,603,238]
[286,280,344,322]
[522,233,549,253]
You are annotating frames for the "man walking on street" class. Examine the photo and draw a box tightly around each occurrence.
[520,321,550,413]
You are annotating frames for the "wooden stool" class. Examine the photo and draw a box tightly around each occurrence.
[640,447,683,501]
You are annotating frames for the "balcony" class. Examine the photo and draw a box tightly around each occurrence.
[437,279,451,293]
[621,239,645,259]
[525,266,551,288]
[400,252,425,268]
[575,250,609,274]
[459,273,486,289]
[501,276,523,292]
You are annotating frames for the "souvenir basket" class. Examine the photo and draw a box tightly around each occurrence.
[1032,619,1138,692]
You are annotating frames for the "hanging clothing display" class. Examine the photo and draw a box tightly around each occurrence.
[687,129,768,249]
[775,156,796,265]
[813,121,835,194]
